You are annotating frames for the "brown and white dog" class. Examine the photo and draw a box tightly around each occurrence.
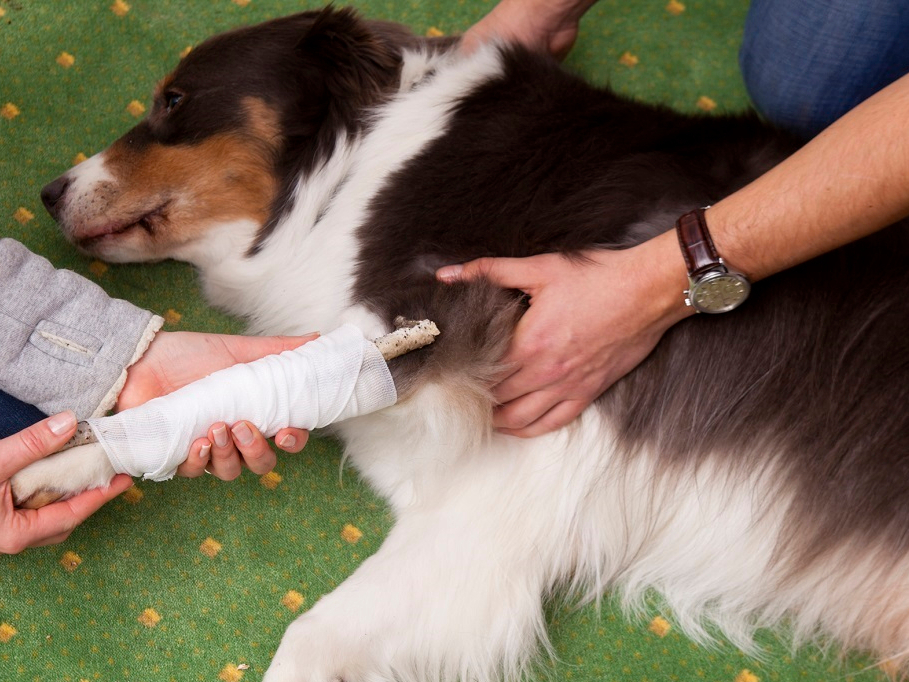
[24,7,909,681]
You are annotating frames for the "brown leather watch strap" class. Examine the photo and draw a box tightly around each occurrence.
[675,207,721,277]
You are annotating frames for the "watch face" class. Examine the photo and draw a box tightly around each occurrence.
[690,272,750,313]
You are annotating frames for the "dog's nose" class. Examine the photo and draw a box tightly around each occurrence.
[41,176,71,219]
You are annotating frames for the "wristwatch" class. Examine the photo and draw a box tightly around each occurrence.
[675,207,750,314]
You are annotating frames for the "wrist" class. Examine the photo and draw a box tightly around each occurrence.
[102,315,164,417]
[588,230,694,331]
[675,207,751,314]
[639,230,698,327]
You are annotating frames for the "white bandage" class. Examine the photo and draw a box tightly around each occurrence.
[86,324,397,481]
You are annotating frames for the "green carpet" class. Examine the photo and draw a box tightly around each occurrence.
[0,1,886,681]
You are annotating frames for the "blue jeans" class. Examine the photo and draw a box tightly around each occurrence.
[740,0,909,139]
[0,390,48,439]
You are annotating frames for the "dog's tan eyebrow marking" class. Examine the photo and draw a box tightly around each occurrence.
[155,73,177,99]
[242,96,282,148]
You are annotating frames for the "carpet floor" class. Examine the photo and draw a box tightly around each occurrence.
[0,1,885,681]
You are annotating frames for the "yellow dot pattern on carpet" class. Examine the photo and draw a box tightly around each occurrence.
[59,551,82,572]
[110,0,130,17]
[56,51,76,68]
[281,590,305,612]
[697,95,718,111]
[341,523,363,544]
[0,623,17,643]
[1,102,20,119]
[200,537,223,558]
[648,615,671,637]
[260,470,282,489]
[619,51,639,67]
[138,608,162,627]
[219,663,246,682]
[88,259,108,278]
[163,307,183,325]
[13,207,34,224]
[126,99,146,117]
[666,0,686,16]
[121,484,144,503]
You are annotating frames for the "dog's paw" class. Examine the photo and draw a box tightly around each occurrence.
[10,442,118,508]
[264,614,386,682]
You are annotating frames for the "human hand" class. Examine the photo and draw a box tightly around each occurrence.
[177,420,310,480]
[462,0,598,60]
[437,236,691,436]
[119,330,314,476]
[0,412,133,553]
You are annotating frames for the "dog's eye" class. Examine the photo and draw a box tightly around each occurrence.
[163,91,184,113]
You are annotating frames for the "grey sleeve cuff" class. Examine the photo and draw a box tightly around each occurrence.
[0,238,165,419]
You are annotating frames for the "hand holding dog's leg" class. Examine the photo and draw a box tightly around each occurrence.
[2,413,131,552]
[117,330,319,410]
[89,325,396,482]
[176,422,309,479]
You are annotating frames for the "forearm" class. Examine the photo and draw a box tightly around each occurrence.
[709,72,909,281]
[0,239,163,419]
[463,0,599,59]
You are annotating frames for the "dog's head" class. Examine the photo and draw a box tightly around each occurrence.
[41,7,437,264]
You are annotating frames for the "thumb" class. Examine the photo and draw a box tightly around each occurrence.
[436,257,535,290]
[0,411,78,481]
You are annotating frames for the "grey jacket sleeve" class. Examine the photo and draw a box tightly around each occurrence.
[0,239,164,419]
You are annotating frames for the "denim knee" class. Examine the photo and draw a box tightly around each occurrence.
[0,390,48,439]
[740,0,909,138]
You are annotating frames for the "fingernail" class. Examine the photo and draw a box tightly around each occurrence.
[48,411,77,436]
[213,425,229,448]
[279,434,297,450]
[200,442,211,460]
[232,422,254,446]
[436,264,463,282]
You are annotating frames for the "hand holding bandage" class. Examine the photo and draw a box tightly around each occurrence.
[87,322,437,481]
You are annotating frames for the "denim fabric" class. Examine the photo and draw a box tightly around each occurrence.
[0,389,47,439]
[740,0,909,139]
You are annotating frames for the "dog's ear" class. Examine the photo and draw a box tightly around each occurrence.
[296,6,403,109]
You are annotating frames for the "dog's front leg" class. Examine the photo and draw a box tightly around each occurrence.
[264,498,552,682]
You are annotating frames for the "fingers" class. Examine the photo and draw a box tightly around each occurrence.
[177,438,212,478]
[229,421,277,475]
[492,388,559,432]
[48,475,134,527]
[273,427,309,453]
[497,399,587,438]
[436,256,542,290]
[191,422,280,480]
[0,474,133,553]
[180,422,310,481]
[0,411,78,481]
[204,423,244,481]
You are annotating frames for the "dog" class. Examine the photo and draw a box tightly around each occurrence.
[23,6,909,680]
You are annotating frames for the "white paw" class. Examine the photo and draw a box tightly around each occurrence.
[264,614,385,682]
[10,442,117,508]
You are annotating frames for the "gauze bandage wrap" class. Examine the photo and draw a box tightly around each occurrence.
[86,324,397,481]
